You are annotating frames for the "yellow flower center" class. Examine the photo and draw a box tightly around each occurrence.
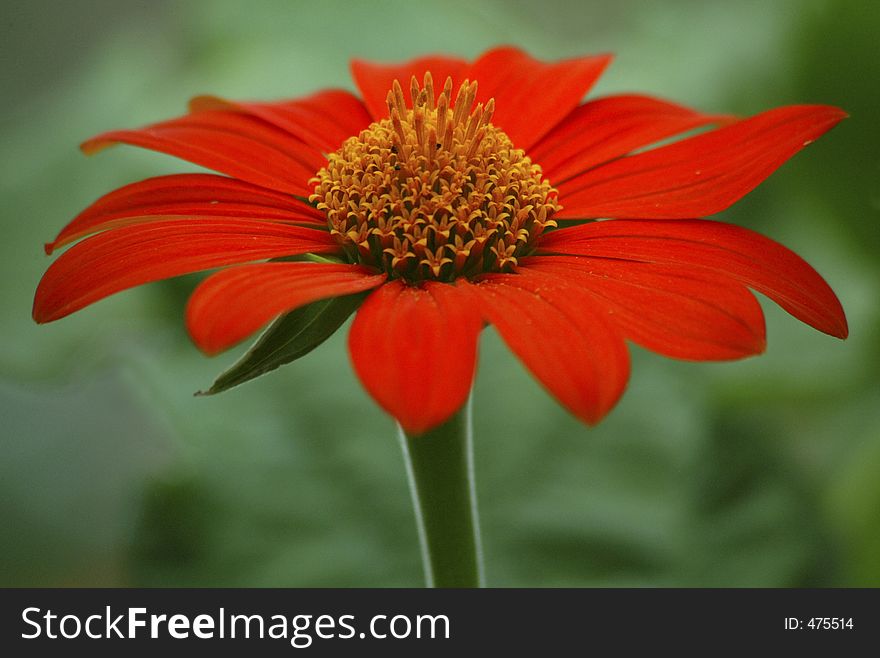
[310,73,560,282]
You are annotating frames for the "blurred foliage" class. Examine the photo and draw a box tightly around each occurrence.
[1,0,877,587]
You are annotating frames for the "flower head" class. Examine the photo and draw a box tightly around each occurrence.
[33,47,848,434]
[311,75,559,282]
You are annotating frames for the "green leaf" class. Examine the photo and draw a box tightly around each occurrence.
[198,293,366,395]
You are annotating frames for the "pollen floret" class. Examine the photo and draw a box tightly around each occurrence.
[310,73,560,282]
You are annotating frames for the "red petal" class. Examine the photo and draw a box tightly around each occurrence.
[81,109,326,196]
[523,255,766,360]
[46,174,325,254]
[189,89,372,153]
[458,272,629,425]
[33,220,339,323]
[530,94,732,184]
[557,105,846,219]
[186,262,384,355]
[540,219,848,338]
[351,55,468,121]
[348,280,481,434]
[465,46,612,151]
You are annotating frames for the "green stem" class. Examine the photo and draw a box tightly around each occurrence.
[397,393,484,588]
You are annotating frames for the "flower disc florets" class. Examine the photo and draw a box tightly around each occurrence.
[310,74,560,283]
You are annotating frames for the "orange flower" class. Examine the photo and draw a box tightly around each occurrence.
[34,47,847,434]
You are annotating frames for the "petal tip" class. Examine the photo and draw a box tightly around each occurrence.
[186,315,229,357]
[594,52,615,68]
[197,343,224,358]
[31,293,52,325]
[396,400,465,435]
[576,400,619,427]
[188,94,226,113]
[79,137,109,155]
[186,309,235,358]
[807,104,849,131]
[826,106,849,120]
[397,416,440,437]
[755,336,768,355]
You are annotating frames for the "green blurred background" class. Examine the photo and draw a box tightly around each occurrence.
[1,0,878,587]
